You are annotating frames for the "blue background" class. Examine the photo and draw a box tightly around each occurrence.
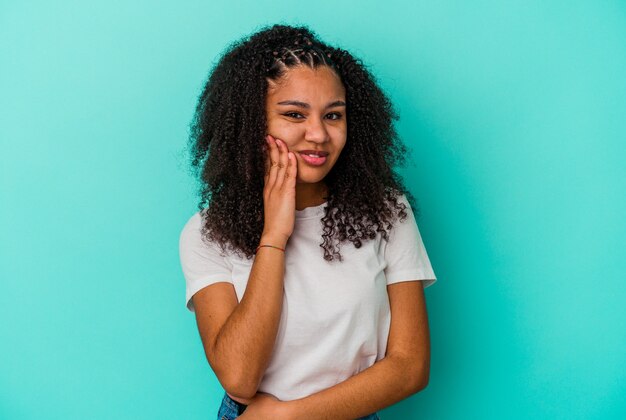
[1,1,624,419]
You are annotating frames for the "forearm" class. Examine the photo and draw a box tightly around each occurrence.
[212,233,288,397]
[286,354,427,420]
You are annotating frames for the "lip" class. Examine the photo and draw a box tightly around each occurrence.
[298,150,329,156]
[298,151,328,166]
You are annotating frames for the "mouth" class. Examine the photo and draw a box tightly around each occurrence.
[298,150,329,166]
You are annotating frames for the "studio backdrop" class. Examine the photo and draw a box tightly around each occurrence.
[1,1,624,419]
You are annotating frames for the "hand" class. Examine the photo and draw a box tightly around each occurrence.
[237,392,294,419]
[261,134,298,246]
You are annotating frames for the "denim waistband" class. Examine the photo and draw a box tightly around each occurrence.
[220,391,379,419]
[222,392,247,415]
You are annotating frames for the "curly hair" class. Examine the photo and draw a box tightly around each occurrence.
[188,23,420,262]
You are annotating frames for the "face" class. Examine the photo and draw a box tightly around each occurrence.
[265,65,347,185]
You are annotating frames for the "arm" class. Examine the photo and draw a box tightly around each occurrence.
[193,135,296,400]
[285,280,430,419]
[194,233,287,401]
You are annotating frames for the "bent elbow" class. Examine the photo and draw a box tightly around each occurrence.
[225,385,257,401]
[413,370,430,392]
[409,359,430,393]
[206,351,260,400]
[221,372,260,400]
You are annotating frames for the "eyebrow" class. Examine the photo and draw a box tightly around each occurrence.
[276,100,346,109]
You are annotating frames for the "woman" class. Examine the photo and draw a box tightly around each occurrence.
[179,24,437,419]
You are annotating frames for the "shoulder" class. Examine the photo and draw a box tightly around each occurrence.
[385,192,416,235]
[394,193,414,215]
[179,209,214,254]
[179,209,236,260]
[380,189,415,220]
[180,210,204,240]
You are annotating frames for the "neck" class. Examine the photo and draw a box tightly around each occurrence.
[295,182,328,211]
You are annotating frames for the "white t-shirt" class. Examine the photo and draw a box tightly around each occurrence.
[179,194,437,401]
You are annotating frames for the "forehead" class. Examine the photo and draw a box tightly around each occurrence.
[266,65,345,100]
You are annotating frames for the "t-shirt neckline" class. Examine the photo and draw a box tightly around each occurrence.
[295,201,327,219]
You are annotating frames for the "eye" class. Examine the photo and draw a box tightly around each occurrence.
[284,112,304,119]
[326,112,343,120]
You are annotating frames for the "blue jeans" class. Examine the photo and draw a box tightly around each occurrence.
[217,392,380,419]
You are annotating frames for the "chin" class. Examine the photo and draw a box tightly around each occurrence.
[296,173,327,184]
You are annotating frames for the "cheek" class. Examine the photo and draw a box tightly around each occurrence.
[267,121,303,146]
[334,133,347,153]
[265,118,280,135]
[330,124,347,142]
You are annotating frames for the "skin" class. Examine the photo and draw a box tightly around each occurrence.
[235,66,430,419]
[239,281,430,420]
[215,64,347,407]
[265,64,347,211]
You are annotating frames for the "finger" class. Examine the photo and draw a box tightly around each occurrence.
[283,151,297,189]
[266,134,279,188]
[263,140,271,186]
[274,138,289,188]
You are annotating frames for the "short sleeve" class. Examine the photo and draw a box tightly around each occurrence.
[383,195,437,287]
[179,211,233,312]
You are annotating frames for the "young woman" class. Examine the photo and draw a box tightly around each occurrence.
[179,24,437,420]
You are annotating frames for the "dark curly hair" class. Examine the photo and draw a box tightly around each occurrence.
[188,23,420,262]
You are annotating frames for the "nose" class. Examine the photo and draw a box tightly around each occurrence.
[303,115,330,144]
